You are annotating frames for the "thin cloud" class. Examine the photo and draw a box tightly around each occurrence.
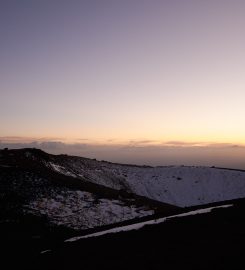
[127,139,160,146]
[164,141,204,147]
[164,141,245,148]
[205,143,244,148]
[0,136,64,143]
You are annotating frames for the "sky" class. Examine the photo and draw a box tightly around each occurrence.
[1,0,245,168]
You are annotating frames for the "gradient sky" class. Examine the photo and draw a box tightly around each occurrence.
[1,1,245,166]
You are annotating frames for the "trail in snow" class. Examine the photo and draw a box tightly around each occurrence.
[65,204,233,242]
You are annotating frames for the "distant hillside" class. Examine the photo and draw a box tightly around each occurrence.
[3,147,245,207]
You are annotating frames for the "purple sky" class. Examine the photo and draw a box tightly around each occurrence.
[1,1,245,168]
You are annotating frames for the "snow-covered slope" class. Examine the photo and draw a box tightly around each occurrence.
[0,149,156,231]
[26,189,153,230]
[106,165,245,207]
[48,155,245,207]
[2,148,245,209]
[0,167,154,230]
[47,158,131,191]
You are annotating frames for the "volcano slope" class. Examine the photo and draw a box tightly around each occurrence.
[13,148,245,207]
[1,148,245,269]
[0,148,178,269]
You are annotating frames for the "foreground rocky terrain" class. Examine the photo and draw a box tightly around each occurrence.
[38,198,245,270]
[1,148,245,269]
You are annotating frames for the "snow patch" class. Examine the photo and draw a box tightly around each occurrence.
[65,204,233,242]
[49,162,76,177]
[25,190,153,230]
[40,250,51,254]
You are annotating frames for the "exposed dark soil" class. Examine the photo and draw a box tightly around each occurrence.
[37,199,245,270]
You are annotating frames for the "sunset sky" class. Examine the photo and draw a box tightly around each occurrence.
[1,1,245,167]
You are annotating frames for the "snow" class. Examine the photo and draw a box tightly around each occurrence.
[25,190,154,230]
[48,157,245,207]
[40,250,51,254]
[49,162,76,177]
[48,159,130,191]
[65,204,233,242]
[24,151,33,158]
[109,166,245,207]
[0,164,12,167]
